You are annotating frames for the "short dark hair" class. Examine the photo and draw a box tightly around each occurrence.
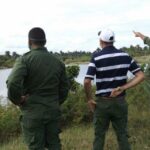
[103,41,113,45]
[101,40,113,45]
[28,27,46,46]
[30,40,46,47]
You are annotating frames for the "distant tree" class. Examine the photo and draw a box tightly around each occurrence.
[93,47,101,54]
[12,52,20,59]
[5,51,11,58]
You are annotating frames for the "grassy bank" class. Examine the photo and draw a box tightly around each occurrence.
[1,114,150,150]
[134,55,150,64]
[0,105,21,143]
[1,81,150,149]
[64,55,90,64]
[0,54,150,69]
[0,70,150,150]
[1,53,149,68]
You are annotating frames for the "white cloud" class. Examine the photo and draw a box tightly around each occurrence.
[0,0,149,54]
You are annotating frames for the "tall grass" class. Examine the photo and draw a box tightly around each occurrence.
[0,105,21,144]
[0,117,150,150]
[0,81,150,149]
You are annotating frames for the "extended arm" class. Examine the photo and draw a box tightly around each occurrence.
[133,31,145,40]
[133,31,150,46]
[84,78,96,112]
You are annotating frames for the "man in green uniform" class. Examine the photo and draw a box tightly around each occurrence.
[133,31,150,46]
[6,27,69,150]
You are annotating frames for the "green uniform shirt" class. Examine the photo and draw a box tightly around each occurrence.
[144,36,150,46]
[7,47,69,106]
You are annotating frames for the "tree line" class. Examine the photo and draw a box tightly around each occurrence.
[0,44,150,68]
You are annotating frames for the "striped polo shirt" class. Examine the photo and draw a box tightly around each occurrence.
[85,46,141,97]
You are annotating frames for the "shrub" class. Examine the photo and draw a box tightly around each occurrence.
[0,105,21,143]
[66,65,80,91]
[61,86,91,125]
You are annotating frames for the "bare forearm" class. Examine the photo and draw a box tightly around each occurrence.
[133,31,146,40]
[138,33,145,40]
[122,71,144,90]
[84,84,93,101]
[84,79,93,101]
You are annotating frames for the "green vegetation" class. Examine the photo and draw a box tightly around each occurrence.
[0,79,150,149]
[66,65,80,91]
[1,45,150,68]
[0,92,150,150]
[0,50,91,68]
[53,51,91,64]
[64,55,90,64]
[134,55,150,64]
[0,105,21,143]
[0,51,150,149]
[123,45,150,57]
[52,46,150,64]
[0,51,19,68]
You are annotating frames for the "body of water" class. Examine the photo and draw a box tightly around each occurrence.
[0,69,12,105]
[0,69,12,96]
[0,64,134,105]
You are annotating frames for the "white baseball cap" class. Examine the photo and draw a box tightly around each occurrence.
[98,29,115,42]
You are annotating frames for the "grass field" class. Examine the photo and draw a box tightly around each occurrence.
[64,54,150,65]
[134,55,150,63]
[1,104,150,150]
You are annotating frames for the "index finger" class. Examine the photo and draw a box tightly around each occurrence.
[133,30,137,35]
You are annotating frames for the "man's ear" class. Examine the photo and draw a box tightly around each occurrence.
[100,40,103,48]
[28,40,33,49]
[29,40,32,45]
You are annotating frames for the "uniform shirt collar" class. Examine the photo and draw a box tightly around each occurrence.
[31,47,48,52]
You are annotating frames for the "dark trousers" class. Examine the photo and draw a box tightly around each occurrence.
[93,96,131,150]
[20,111,61,150]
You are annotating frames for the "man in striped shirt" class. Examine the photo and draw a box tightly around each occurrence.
[84,29,144,150]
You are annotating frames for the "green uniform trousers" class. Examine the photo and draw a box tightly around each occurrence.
[20,113,61,150]
[20,97,61,150]
[93,96,131,150]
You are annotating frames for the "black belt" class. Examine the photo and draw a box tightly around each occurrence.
[97,96,125,100]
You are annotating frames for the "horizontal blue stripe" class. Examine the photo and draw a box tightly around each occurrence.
[96,79,126,90]
[96,68,128,78]
[95,56,131,68]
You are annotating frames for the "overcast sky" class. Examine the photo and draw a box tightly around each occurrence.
[0,0,149,54]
